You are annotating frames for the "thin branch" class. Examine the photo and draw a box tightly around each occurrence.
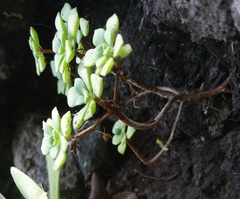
[95,96,177,130]
[177,77,230,102]
[74,112,112,139]
[113,59,121,104]
[124,90,151,107]
[127,101,184,165]
[120,72,180,99]
[41,49,54,54]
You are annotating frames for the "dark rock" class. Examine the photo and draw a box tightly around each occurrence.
[141,0,240,41]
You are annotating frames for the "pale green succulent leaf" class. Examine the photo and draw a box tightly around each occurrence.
[10,167,48,199]
[51,107,61,132]
[54,54,64,73]
[61,111,71,138]
[93,28,105,46]
[30,27,39,44]
[80,18,89,37]
[61,3,72,21]
[113,34,124,57]
[117,142,127,155]
[84,49,99,67]
[65,40,75,63]
[76,30,83,45]
[67,8,79,39]
[104,29,115,46]
[96,56,108,68]
[112,134,123,145]
[41,136,53,155]
[59,57,67,73]
[103,46,112,56]
[126,126,136,139]
[78,63,92,91]
[100,57,114,76]
[55,12,67,34]
[0,193,6,199]
[73,104,88,129]
[60,135,69,152]
[113,120,126,134]
[50,60,62,79]
[106,14,119,35]
[50,144,60,160]
[62,69,71,83]
[52,34,61,53]
[42,121,53,136]
[84,100,96,121]
[53,152,66,171]
[56,31,66,44]
[38,54,46,74]
[91,74,103,98]
[118,44,132,58]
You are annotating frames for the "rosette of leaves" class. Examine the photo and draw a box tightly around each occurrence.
[41,107,71,170]
[29,27,46,75]
[52,3,89,83]
[84,14,132,76]
[112,120,136,154]
[67,63,103,129]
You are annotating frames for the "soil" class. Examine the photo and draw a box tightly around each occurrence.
[1,0,240,199]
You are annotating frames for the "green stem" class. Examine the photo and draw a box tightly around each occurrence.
[46,155,60,199]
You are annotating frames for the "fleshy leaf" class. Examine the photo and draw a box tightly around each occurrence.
[78,63,92,92]
[84,49,99,67]
[55,12,67,34]
[112,134,123,145]
[65,40,75,63]
[51,107,61,133]
[113,120,126,134]
[104,29,115,46]
[62,69,71,83]
[41,136,53,155]
[68,8,79,39]
[73,104,88,129]
[118,44,132,58]
[53,152,66,171]
[67,86,84,107]
[91,74,103,98]
[10,167,48,199]
[50,144,60,160]
[126,126,136,139]
[73,100,96,129]
[84,100,96,121]
[30,27,39,44]
[96,56,108,68]
[113,34,124,57]
[106,14,119,35]
[61,3,72,21]
[117,142,127,155]
[100,57,114,76]
[52,34,62,53]
[80,18,89,37]
[93,28,105,46]
[61,111,71,138]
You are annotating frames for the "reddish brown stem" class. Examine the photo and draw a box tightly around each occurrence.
[95,96,177,130]
[127,101,184,165]
[74,112,112,139]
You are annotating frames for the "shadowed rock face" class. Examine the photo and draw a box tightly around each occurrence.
[141,0,239,42]
[1,0,240,198]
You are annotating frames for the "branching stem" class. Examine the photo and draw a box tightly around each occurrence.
[127,101,184,165]
[74,112,112,139]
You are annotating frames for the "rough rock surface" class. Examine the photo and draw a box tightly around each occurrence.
[141,0,240,41]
